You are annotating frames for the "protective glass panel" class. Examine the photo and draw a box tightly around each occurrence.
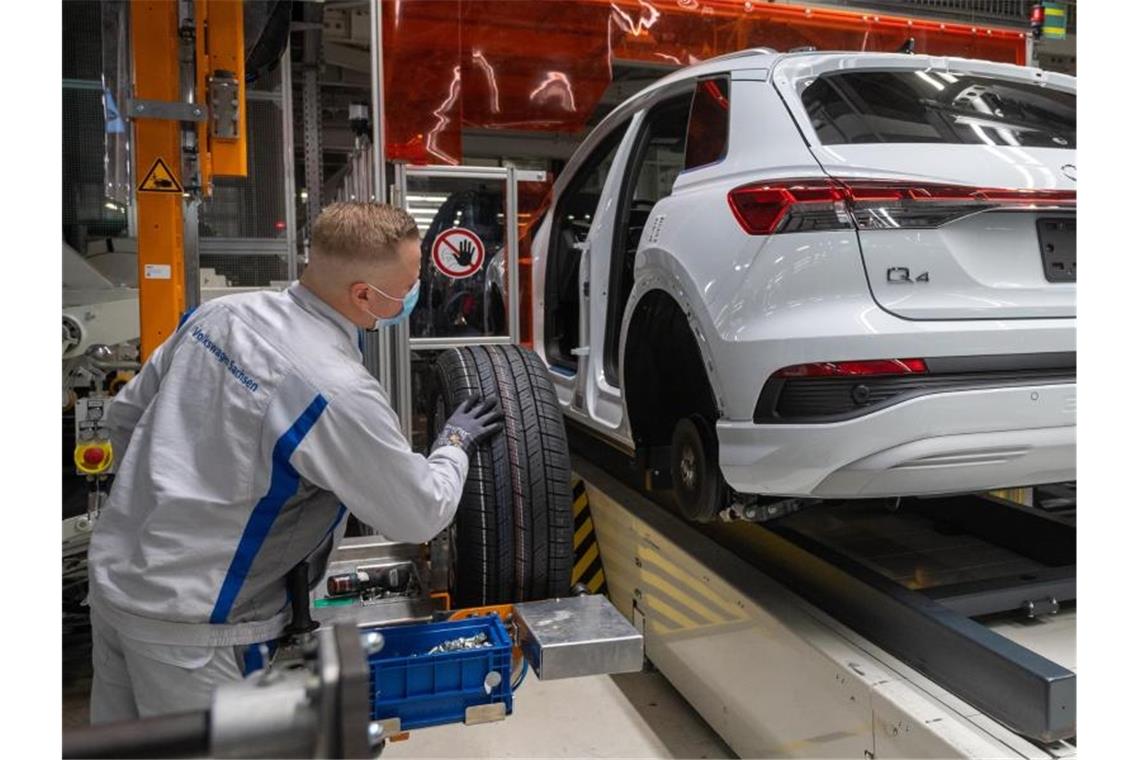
[407,175,511,340]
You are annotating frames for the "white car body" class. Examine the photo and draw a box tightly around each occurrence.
[530,50,1076,499]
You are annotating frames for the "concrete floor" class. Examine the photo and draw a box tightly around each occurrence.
[385,670,734,759]
[63,668,733,758]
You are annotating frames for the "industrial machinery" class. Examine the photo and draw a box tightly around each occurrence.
[63,541,644,759]
[567,426,1076,757]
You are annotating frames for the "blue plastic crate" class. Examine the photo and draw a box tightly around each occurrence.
[367,614,514,729]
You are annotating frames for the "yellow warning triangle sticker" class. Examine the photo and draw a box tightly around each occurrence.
[138,158,184,194]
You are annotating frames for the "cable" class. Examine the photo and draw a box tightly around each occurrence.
[511,657,529,691]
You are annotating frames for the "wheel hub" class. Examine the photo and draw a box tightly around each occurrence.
[679,445,698,490]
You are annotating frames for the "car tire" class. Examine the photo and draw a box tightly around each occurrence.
[485,287,506,335]
[430,345,574,606]
[670,415,725,523]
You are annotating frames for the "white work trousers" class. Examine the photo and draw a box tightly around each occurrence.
[88,605,248,724]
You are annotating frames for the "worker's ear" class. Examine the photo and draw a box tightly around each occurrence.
[348,281,371,305]
[347,281,377,318]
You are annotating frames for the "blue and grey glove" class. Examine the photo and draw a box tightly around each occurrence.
[433,395,504,456]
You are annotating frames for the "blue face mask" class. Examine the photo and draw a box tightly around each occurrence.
[366,280,420,329]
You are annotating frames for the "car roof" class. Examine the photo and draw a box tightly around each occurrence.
[554,50,1072,197]
[589,50,1068,142]
[630,49,1069,100]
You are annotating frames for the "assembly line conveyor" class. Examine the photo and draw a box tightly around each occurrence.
[568,424,1076,758]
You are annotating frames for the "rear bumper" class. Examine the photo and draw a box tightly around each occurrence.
[716,382,1075,498]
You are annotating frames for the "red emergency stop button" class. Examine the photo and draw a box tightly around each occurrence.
[75,443,113,474]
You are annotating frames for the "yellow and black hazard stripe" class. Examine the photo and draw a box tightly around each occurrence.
[571,479,607,595]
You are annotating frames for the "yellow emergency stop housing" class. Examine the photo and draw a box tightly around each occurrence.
[75,441,114,475]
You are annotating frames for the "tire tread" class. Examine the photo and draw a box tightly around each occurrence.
[431,345,572,605]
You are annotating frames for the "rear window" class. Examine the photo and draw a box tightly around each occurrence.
[800,70,1075,148]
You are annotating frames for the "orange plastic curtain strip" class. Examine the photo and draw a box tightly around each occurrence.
[382,0,1027,164]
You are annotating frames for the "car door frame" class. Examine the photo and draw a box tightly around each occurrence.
[576,78,699,446]
[532,114,641,420]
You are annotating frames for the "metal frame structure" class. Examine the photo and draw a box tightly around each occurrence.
[388,162,536,438]
[369,0,386,206]
[195,84,293,288]
[301,2,324,237]
[393,163,524,350]
[198,238,291,258]
[178,0,202,312]
[358,0,400,435]
[750,522,1075,742]
[332,137,405,433]
[279,47,299,283]
[897,494,1075,617]
[344,158,541,435]
[333,143,378,204]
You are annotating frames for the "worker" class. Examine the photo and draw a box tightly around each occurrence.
[86,202,503,723]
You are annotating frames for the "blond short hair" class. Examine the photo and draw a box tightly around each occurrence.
[310,202,419,264]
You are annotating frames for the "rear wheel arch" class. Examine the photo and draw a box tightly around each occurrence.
[620,282,724,451]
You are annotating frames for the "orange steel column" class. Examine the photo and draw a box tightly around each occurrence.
[195,0,248,193]
[131,1,186,359]
[202,0,247,179]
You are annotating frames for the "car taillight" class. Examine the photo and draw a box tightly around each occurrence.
[844,181,1076,230]
[773,358,928,378]
[727,181,848,235]
[728,179,1076,235]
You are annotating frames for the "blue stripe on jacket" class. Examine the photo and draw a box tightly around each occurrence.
[209,394,329,624]
[177,306,198,330]
[241,639,279,675]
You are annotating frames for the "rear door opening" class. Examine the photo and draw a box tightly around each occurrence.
[787,63,1076,320]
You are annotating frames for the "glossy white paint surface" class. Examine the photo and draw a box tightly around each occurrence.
[718,382,1075,497]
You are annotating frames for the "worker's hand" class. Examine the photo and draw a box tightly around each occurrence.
[432,395,504,456]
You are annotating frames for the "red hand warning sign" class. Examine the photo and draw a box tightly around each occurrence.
[431,228,486,280]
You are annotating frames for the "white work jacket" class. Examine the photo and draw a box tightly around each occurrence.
[87,283,467,647]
